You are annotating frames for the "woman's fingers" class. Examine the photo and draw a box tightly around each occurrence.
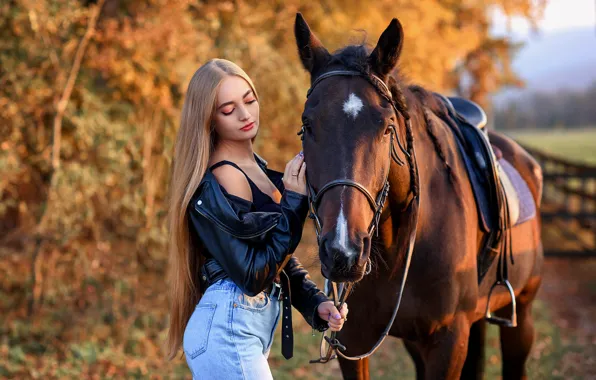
[339,303,348,318]
[328,319,344,331]
[314,301,347,332]
[292,155,304,177]
[283,153,306,194]
[326,303,348,331]
[283,153,301,182]
[297,162,306,191]
[283,154,296,178]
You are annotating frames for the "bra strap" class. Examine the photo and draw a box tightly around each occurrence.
[209,160,249,179]
[209,160,262,189]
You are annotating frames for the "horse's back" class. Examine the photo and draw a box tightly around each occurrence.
[487,130,543,208]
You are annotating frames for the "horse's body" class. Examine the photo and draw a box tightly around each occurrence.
[294,14,543,380]
[333,106,544,380]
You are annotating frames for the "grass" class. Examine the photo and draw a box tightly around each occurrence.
[503,128,596,164]
[265,231,574,380]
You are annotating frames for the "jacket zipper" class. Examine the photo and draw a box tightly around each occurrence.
[195,207,279,239]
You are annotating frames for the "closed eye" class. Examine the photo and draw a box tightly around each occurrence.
[301,116,312,129]
[222,99,257,116]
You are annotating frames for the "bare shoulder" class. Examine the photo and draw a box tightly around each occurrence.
[211,164,253,202]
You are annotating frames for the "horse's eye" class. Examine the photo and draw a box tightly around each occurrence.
[298,118,313,140]
[303,116,315,131]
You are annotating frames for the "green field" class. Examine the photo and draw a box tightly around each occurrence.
[504,128,596,164]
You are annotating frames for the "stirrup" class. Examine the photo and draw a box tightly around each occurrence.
[484,279,517,327]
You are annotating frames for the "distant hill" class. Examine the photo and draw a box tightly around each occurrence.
[493,27,596,105]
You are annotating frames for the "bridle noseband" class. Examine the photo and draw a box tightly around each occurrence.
[299,70,421,363]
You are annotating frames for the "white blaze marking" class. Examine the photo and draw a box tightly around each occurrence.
[335,187,354,255]
[343,93,363,119]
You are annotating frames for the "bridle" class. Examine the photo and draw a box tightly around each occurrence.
[297,69,421,363]
[299,70,410,243]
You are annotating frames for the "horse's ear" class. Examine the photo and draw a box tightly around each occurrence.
[294,13,330,74]
[368,18,404,78]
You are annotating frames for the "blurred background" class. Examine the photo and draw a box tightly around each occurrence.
[1,0,595,378]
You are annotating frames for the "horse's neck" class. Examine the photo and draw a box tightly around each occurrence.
[387,99,431,209]
[382,100,458,268]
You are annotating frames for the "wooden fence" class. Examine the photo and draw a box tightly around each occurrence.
[521,145,596,258]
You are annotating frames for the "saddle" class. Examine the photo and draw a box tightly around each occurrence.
[433,94,536,283]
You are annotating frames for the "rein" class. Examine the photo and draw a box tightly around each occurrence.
[298,70,421,363]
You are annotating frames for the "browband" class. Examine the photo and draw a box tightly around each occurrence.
[306,70,392,100]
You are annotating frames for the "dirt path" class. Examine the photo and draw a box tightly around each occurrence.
[536,258,596,378]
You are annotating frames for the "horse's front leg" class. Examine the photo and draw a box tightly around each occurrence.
[420,313,471,380]
[333,315,382,380]
[337,355,370,380]
[333,323,374,380]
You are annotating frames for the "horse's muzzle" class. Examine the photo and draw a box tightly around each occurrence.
[319,231,370,282]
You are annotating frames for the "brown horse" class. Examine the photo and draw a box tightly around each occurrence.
[294,14,543,380]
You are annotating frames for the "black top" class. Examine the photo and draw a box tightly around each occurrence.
[208,160,282,212]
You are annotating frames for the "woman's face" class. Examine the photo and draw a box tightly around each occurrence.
[212,75,259,142]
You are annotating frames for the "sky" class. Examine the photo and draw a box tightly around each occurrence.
[491,0,596,38]
[490,0,596,102]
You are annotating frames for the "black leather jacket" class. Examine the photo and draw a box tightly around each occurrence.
[188,153,330,332]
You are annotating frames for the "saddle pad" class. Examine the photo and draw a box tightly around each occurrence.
[498,158,536,227]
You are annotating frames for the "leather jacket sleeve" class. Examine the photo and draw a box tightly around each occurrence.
[189,188,310,297]
[284,255,330,332]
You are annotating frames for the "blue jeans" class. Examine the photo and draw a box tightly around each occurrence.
[183,278,281,379]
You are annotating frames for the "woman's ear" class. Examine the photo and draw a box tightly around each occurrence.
[294,12,330,75]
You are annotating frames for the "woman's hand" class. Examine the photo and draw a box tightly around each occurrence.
[316,301,349,332]
[282,151,306,195]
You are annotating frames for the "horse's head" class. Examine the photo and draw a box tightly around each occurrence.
[294,14,415,283]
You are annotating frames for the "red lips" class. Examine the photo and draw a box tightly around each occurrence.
[240,122,255,131]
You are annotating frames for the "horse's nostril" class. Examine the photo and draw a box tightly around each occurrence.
[358,235,371,265]
[319,235,334,264]
[320,231,370,274]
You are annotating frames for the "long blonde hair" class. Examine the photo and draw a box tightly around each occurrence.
[165,59,259,361]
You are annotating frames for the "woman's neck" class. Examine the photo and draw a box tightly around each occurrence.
[213,139,255,165]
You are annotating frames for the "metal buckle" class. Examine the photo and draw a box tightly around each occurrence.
[270,281,283,301]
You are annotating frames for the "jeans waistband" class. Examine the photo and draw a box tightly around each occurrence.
[205,277,237,292]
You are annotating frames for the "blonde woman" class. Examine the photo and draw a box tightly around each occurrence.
[165,59,348,379]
